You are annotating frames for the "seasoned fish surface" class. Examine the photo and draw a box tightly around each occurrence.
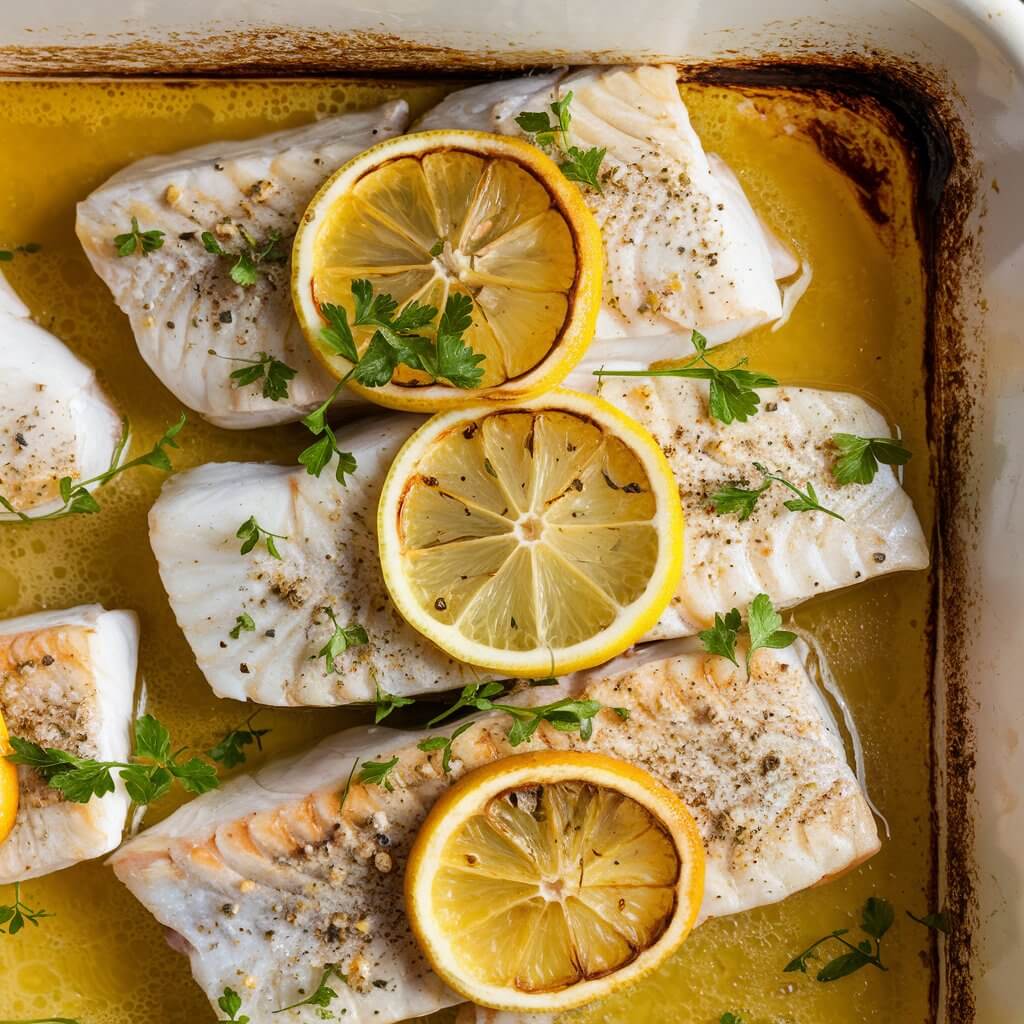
[109,641,879,1024]
[76,105,409,429]
[418,65,799,347]
[0,274,123,518]
[151,379,926,706]
[0,605,138,883]
[148,415,477,707]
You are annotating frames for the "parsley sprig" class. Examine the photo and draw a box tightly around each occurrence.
[7,715,219,805]
[202,227,287,287]
[114,217,165,257]
[907,908,949,934]
[720,1015,745,1024]
[207,710,271,770]
[373,682,415,724]
[593,330,777,424]
[831,433,911,485]
[316,607,368,673]
[358,756,400,792]
[236,516,287,559]
[207,349,297,402]
[229,612,256,640]
[0,414,186,524]
[0,883,53,935]
[785,897,893,982]
[426,680,624,746]
[698,593,796,678]
[710,461,845,522]
[417,721,474,775]
[515,92,607,192]
[216,987,250,1023]
[273,965,346,1015]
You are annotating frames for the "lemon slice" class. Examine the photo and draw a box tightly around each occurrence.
[0,709,18,845]
[405,751,705,1012]
[377,388,684,676]
[292,130,603,411]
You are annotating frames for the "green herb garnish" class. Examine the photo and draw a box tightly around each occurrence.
[216,987,250,1023]
[373,682,415,724]
[785,897,893,982]
[593,330,777,424]
[515,91,607,192]
[114,217,165,257]
[273,965,346,1015]
[907,909,949,934]
[297,423,357,487]
[697,609,742,667]
[0,883,53,935]
[7,715,219,805]
[417,721,474,775]
[831,433,912,486]
[236,516,287,559]
[710,462,845,522]
[316,607,368,673]
[229,612,256,640]
[207,349,297,402]
[0,243,41,261]
[698,594,796,678]
[201,228,287,287]
[358,756,399,792]
[426,680,618,747]
[207,710,271,770]
[1,414,185,524]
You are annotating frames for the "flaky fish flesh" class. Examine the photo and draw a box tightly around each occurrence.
[0,273,123,519]
[0,605,138,883]
[418,64,803,347]
[76,105,409,429]
[150,377,926,706]
[109,639,879,1024]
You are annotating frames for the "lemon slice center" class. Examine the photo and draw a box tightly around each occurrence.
[433,779,681,993]
[311,151,580,389]
[396,408,661,653]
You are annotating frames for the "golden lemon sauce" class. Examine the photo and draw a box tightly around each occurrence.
[0,79,933,1024]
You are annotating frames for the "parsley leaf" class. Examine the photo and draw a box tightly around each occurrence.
[297,423,357,486]
[746,593,797,675]
[316,607,368,673]
[208,710,272,770]
[201,227,287,288]
[720,1014,745,1024]
[273,965,346,1015]
[712,463,845,522]
[593,330,777,424]
[216,986,250,1023]
[207,350,297,402]
[114,216,165,257]
[515,91,606,191]
[0,882,54,935]
[236,516,287,559]
[698,609,742,666]
[229,612,256,640]
[907,909,949,934]
[784,897,893,982]
[433,293,486,388]
[1,413,186,525]
[373,682,415,724]
[358,756,399,792]
[6,714,220,806]
[318,303,359,363]
[417,721,474,775]
[831,433,912,486]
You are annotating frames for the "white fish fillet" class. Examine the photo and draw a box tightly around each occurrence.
[75,105,409,429]
[0,605,138,883]
[150,378,926,707]
[0,273,123,519]
[109,640,879,1024]
[417,65,801,348]
[148,415,478,707]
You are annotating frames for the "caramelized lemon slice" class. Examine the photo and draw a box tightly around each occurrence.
[292,130,602,411]
[405,751,705,1012]
[377,389,684,676]
[0,708,18,845]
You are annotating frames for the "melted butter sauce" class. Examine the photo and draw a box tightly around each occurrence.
[0,79,933,1024]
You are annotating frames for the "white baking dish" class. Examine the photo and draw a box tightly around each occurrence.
[0,2,1020,1020]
